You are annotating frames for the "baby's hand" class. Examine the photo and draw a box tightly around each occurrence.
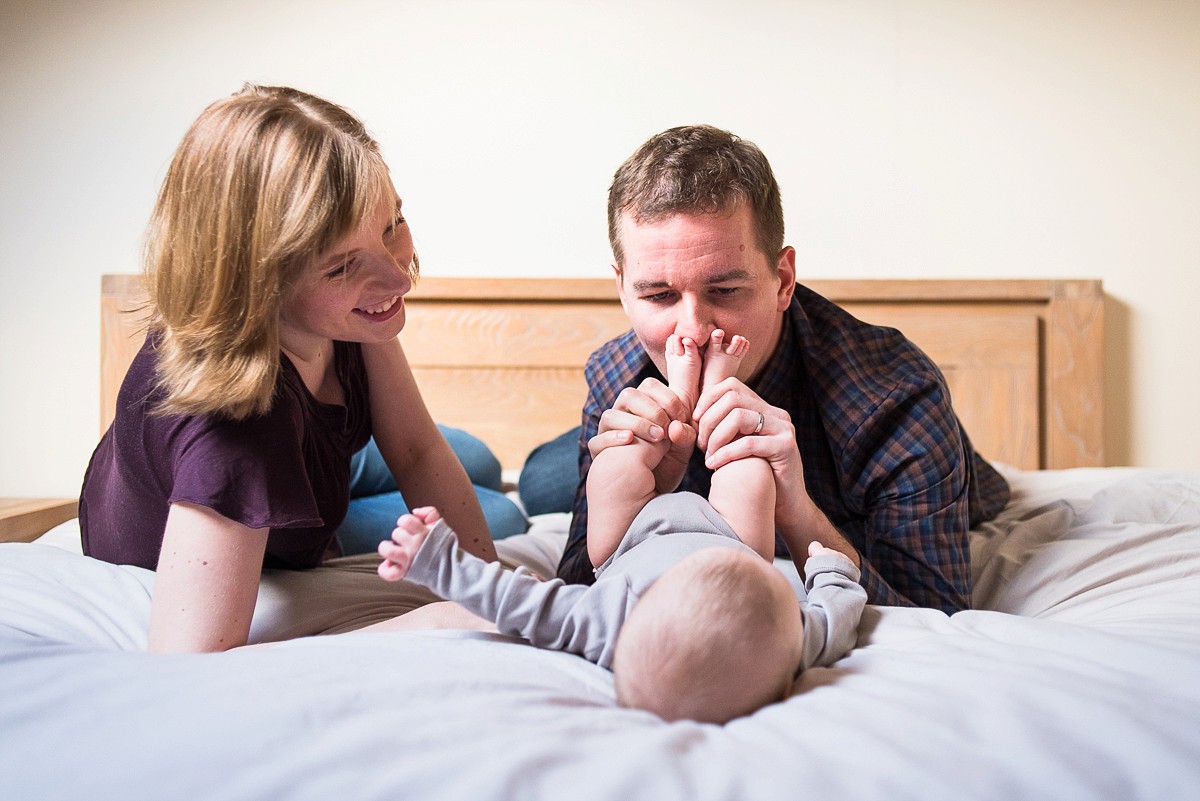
[377,506,441,581]
[807,541,843,560]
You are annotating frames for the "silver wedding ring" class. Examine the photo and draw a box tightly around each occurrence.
[753,411,765,435]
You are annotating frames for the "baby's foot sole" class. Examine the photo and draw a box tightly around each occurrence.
[666,334,702,406]
[702,330,748,388]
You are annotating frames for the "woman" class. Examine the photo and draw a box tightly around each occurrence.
[80,84,504,652]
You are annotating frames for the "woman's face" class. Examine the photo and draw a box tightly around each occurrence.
[280,189,415,358]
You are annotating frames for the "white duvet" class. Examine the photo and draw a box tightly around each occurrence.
[2,467,1199,801]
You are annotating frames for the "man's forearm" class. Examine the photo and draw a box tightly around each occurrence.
[777,496,861,572]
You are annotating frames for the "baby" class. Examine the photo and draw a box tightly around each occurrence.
[379,331,866,724]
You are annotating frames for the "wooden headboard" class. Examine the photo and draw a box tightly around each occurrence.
[101,275,1104,473]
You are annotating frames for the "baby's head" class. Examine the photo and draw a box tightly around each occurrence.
[612,547,803,724]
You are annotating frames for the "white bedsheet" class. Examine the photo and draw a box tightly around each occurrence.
[2,467,1199,801]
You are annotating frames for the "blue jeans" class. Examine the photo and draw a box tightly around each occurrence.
[336,426,529,555]
[516,426,581,516]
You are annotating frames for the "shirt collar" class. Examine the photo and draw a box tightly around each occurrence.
[749,291,806,407]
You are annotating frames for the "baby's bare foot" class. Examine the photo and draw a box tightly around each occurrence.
[666,334,702,409]
[702,330,749,390]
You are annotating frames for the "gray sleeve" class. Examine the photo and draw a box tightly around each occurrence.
[405,521,635,668]
[796,553,868,672]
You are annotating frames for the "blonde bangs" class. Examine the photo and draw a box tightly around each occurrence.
[271,136,393,289]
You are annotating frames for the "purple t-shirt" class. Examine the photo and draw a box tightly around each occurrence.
[79,333,372,570]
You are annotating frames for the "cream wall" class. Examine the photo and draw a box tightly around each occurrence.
[1,0,1197,496]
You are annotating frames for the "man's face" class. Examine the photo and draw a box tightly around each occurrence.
[614,205,795,384]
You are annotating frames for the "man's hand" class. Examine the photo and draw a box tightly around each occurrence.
[589,377,696,494]
[692,381,862,568]
[692,377,812,536]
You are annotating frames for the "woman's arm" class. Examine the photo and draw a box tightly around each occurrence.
[148,502,269,653]
[361,338,497,562]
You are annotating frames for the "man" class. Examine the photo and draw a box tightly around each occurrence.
[553,124,1009,613]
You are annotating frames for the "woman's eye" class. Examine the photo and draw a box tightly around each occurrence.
[326,260,351,279]
[385,215,406,236]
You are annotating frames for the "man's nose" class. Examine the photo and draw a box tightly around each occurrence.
[674,298,712,346]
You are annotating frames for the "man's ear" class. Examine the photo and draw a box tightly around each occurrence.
[775,247,797,311]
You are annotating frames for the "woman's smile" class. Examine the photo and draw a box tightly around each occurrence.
[355,294,403,321]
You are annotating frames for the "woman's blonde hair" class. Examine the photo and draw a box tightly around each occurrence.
[144,83,394,420]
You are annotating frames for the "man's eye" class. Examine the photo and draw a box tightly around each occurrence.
[712,286,739,297]
[642,292,673,303]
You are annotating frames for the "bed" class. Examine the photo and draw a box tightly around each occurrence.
[4,275,1200,801]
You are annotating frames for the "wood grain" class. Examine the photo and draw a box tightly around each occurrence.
[99,275,1104,473]
[0,498,78,543]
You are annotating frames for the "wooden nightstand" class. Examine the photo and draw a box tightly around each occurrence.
[0,498,78,543]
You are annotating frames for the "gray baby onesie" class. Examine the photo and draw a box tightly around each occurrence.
[404,492,866,671]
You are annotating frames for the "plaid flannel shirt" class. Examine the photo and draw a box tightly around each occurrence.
[556,283,1010,613]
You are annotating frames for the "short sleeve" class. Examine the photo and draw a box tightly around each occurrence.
[168,395,323,531]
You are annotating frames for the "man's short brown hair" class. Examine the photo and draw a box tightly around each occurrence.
[607,124,785,268]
